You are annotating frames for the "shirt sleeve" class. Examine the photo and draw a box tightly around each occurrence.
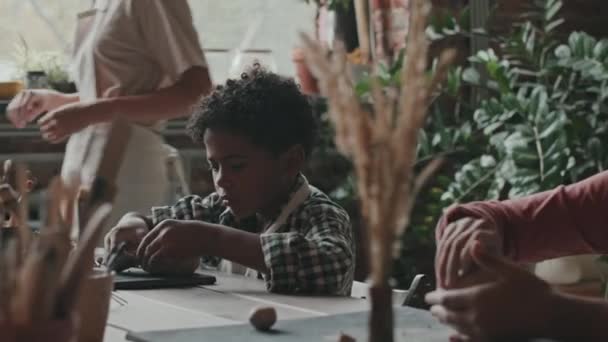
[260,204,355,295]
[131,0,207,83]
[436,171,608,263]
[150,194,222,226]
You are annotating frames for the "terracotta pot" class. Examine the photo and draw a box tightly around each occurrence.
[291,47,319,95]
[0,318,77,342]
[76,270,114,342]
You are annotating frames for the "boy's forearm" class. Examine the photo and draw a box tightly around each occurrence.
[549,292,608,340]
[196,222,268,273]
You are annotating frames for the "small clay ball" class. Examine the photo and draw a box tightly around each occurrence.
[249,306,277,331]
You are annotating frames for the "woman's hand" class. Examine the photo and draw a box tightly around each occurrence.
[426,242,557,342]
[38,101,104,143]
[6,89,72,128]
[436,217,503,289]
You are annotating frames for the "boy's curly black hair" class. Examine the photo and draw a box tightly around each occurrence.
[187,64,316,158]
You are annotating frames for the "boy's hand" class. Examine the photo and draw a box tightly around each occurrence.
[104,213,149,271]
[136,219,204,273]
[426,242,556,341]
[436,217,503,289]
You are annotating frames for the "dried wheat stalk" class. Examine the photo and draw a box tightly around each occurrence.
[301,0,455,286]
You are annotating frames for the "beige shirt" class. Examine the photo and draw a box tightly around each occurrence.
[72,0,207,103]
[63,0,206,216]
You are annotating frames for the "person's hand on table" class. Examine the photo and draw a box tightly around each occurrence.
[136,219,202,275]
[426,242,557,342]
[436,217,503,289]
[104,213,150,272]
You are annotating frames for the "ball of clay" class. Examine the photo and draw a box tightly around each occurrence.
[249,306,277,331]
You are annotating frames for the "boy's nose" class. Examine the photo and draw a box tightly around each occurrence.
[215,170,233,189]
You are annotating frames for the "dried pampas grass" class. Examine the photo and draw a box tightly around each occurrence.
[301,0,455,340]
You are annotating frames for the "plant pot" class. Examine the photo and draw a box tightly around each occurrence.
[0,81,23,100]
[0,317,77,342]
[292,47,320,95]
[76,270,114,342]
[49,81,77,94]
[368,283,394,342]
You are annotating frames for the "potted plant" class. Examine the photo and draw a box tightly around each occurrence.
[293,0,359,95]
[12,36,75,93]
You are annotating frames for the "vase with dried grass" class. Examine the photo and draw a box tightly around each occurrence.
[0,160,113,342]
[301,0,455,340]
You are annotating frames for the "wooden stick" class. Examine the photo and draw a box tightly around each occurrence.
[354,0,371,64]
[13,240,46,325]
[0,239,17,322]
[14,162,31,252]
[43,178,74,285]
[30,240,61,322]
[54,203,112,319]
[301,0,454,340]
[2,160,13,184]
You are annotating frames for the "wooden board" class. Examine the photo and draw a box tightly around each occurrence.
[108,291,238,333]
[126,307,453,342]
[113,269,216,290]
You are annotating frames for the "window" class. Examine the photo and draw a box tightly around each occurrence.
[0,0,315,82]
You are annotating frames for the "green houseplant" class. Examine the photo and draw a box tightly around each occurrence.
[429,0,608,290]
[12,36,75,93]
[333,0,608,289]
[442,0,608,203]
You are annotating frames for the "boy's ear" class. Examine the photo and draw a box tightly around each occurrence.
[280,145,306,178]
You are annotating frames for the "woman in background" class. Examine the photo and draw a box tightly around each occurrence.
[7,0,212,233]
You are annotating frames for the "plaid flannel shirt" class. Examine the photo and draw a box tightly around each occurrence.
[150,174,355,295]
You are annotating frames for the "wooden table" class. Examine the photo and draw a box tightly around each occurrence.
[105,270,376,342]
[103,270,451,342]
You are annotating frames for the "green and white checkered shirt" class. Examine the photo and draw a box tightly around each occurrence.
[150,174,355,295]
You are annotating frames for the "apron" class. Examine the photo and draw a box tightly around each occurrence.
[64,3,174,239]
[219,181,312,278]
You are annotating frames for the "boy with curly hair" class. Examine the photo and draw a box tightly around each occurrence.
[105,65,355,295]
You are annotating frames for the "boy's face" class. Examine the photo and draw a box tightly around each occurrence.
[203,128,291,219]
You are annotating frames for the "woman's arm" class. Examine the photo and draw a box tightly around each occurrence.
[437,170,608,263]
[435,171,608,288]
[37,66,212,142]
[92,66,212,124]
[52,92,80,108]
[6,90,79,128]
[428,242,608,341]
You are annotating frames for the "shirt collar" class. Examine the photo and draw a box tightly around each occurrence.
[218,173,308,232]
